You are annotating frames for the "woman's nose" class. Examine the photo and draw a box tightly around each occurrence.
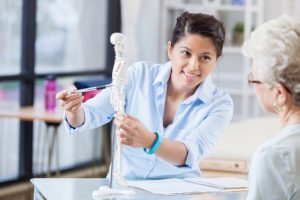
[188,57,200,70]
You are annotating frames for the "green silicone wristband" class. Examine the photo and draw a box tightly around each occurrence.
[143,132,162,155]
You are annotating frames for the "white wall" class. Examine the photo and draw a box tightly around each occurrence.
[121,0,299,65]
[263,0,300,20]
[264,0,282,21]
[121,0,162,65]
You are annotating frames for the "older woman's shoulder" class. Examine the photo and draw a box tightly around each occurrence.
[254,126,300,163]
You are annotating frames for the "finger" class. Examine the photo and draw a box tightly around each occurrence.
[118,129,133,145]
[116,128,128,144]
[115,113,136,124]
[119,128,127,137]
[124,114,138,121]
[69,97,84,112]
[59,99,66,108]
[122,136,133,145]
[62,95,82,109]
[117,114,129,124]
[121,116,137,129]
[65,102,81,112]
[64,96,83,111]
[113,114,132,131]
[118,131,132,144]
[59,92,82,108]
[113,113,124,121]
[113,118,122,128]
[120,137,130,145]
[63,93,83,105]
[118,122,131,133]
[56,90,68,100]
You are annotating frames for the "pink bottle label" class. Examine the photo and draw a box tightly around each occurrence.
[45,80,57,112]
[45,90,56,112]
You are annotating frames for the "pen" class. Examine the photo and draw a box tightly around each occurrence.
[67,83,113,95]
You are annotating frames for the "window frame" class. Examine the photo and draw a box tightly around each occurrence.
[0,0,121,185]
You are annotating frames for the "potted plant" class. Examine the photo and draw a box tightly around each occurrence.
[232,22,244,46]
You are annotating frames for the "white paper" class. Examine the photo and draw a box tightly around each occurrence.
[127,178,219,195]
[183,177,248,190]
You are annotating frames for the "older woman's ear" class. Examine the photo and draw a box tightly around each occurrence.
[273,83,290,107]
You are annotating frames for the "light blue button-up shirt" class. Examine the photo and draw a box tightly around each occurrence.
[64,61,233,179]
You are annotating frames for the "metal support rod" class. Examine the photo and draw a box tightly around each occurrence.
[109,123,116,188]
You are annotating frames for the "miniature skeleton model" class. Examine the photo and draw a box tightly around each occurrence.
[110,33,128,186]
[92,33,134,200]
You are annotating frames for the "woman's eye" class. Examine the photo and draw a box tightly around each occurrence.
[181,50,190,56]
[201,55,211,62]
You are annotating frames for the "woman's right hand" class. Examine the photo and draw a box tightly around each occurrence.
[56,85,84,113]
[56,85,85,128]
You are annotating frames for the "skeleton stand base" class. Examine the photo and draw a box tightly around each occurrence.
[92,186,135,200]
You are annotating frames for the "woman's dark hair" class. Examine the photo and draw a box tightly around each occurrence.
[171,12,226,58]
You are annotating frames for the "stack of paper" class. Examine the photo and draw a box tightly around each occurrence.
[183,177,248,190]
[127,177,248,195]
[127,178,219,195]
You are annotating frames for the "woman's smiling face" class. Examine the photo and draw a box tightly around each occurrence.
[168,33,217,90]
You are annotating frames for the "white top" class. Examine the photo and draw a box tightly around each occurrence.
[246,124,300,200]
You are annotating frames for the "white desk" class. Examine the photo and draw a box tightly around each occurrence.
[31,178,247,200]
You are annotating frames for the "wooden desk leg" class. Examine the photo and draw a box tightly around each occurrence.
[46,123,61,177]
[40,125,48,176]
[53,126,60,176]
[47,126,53,177]
[34,121,43,176]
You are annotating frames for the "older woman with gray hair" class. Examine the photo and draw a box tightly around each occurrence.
[242,15,300,200]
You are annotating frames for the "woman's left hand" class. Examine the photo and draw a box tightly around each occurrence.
[113,113,156,148]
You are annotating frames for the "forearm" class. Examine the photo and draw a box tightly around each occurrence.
[66,107,85,128]
[155,139,188,166]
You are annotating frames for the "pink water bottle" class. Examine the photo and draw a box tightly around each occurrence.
[44,75,57,112]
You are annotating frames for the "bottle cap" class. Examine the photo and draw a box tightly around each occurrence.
[46,74,56,80]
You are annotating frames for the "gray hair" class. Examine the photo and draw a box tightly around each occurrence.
[242,15,300,106]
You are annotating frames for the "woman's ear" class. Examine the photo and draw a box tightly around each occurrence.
[167,41,173,60]
[274,83,289,106]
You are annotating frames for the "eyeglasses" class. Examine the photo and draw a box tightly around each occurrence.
[248,73,262,87]
[247,73,292,94]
